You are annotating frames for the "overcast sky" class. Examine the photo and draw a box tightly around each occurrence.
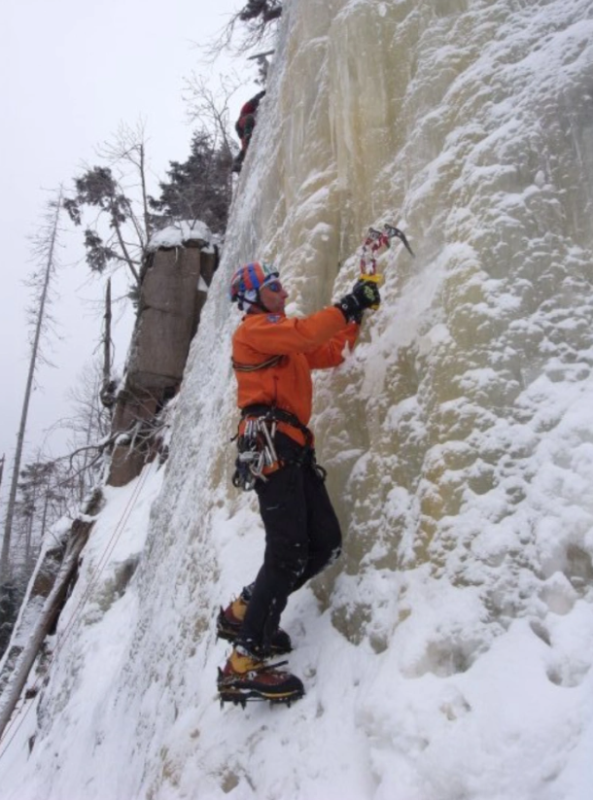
[0,0,260,499]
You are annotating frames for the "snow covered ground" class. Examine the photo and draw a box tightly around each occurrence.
[2,0,593,797]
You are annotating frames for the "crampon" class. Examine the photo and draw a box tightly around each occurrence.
[217,657,305,709]
[218,684,304,709]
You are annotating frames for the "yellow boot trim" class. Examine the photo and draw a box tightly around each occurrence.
[229,649,262,674]
[230,597,248,622]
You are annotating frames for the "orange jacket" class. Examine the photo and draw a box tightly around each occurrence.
[233,306,359,445]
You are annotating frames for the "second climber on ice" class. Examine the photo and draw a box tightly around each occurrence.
[231,89,266,173]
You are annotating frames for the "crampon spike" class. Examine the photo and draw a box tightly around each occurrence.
[218,686,304,709]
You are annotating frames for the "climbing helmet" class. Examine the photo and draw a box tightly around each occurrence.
[229,262,279,307]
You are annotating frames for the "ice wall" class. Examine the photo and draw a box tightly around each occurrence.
[3,1,593,798]
[232,0,593,653]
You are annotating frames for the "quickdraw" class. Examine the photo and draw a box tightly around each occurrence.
[231,406,320,491]
[232,417,279,491]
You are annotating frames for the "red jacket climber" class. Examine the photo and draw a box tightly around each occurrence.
[232,90,266,173]
[217,261,381,706]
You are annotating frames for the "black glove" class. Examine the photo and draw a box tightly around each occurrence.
[335,279,381,323]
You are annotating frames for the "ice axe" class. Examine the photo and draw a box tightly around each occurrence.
[358,223,415,308]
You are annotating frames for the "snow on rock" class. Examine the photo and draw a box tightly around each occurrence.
[147,220,215,251]
[2,0,593,798]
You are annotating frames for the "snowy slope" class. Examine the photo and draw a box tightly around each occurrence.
[2,0,593,798]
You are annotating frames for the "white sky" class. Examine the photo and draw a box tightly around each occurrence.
[0,0,258,495]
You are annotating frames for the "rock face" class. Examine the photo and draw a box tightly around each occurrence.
[108,236,218,487]
[129,239,217,391]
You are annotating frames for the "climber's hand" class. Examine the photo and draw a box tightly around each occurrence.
[335,279,381,323]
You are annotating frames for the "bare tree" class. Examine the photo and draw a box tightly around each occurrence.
[42,359,113,508]
[1,191,63,583]
[99,278,118,412]
[98,121,152,253]
[63,360,112,502]
[202,1,282,61]
[183,73,240,155]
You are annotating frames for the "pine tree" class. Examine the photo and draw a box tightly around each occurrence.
[14,459,66,574]
[63,123,154,291]
[149,131,232,234]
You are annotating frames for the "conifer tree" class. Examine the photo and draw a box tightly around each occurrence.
[239,0,282,23]
[14,459,66,573]
[149,130,232,234]
[63,123,153,291]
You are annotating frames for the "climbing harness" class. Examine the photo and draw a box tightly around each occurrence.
[231,405,324,491]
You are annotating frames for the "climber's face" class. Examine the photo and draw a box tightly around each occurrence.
[260,280,288,314]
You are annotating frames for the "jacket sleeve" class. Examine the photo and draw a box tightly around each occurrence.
[304,322,359,369]
[237,307,350,356]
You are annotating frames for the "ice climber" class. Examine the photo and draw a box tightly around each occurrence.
[216,261,381,706]
[231,89,266,173]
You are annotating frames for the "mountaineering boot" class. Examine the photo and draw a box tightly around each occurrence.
[217,648,305,707]
[216,596,292,655]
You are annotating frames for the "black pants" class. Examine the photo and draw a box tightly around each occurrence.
[238,435,342,653]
